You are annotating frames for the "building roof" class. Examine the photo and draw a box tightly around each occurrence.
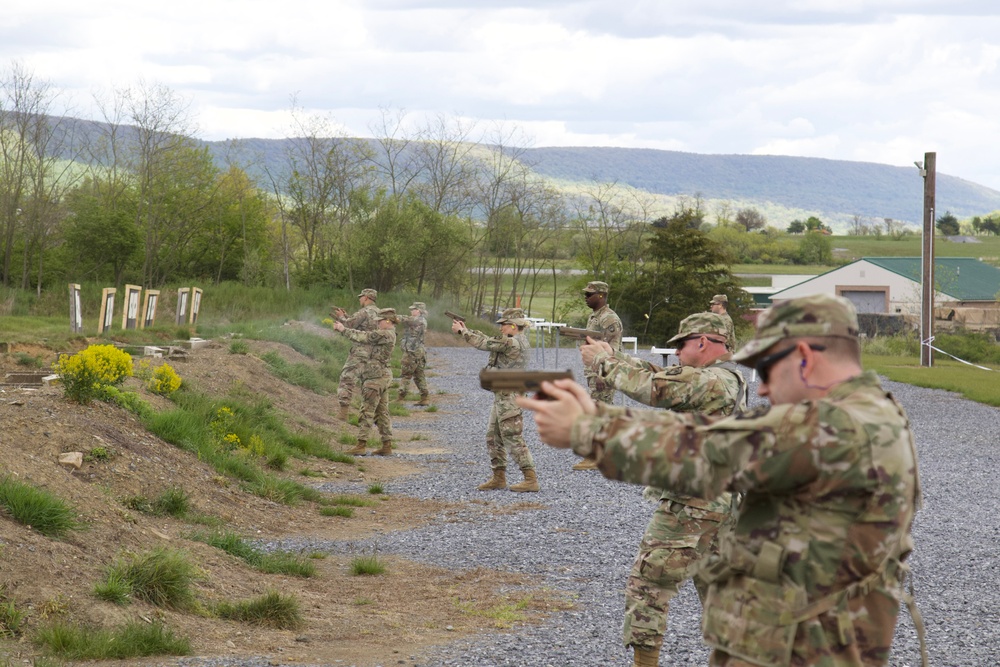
[769,257,1000,301]
[863,257,1000,301]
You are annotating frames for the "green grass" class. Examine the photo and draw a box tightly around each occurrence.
[228,339,251,354]
[367,482,385,495]
[188,530,316,577]
[214,591,302,629]
[0,476,81,538]
[321,506,354,518]
[349,554,386,576]
[455,595,533,628]
[0,592,26,638]
[864,355,1000,406]
[94,548,198,609]
[33,619,191,660]
[388,403,410,416]
[326,494,378,508]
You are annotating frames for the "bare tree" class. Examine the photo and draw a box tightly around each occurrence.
[735,207,766,232]
[263,98,373,290]
[0,61,81,291]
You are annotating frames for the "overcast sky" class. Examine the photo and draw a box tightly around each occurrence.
[4,1,1000,189]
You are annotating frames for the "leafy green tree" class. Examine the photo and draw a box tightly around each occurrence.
[787,220,805,234]
[797,232,833,265]
[802,216,830,233]
[615,215,741,343]
[62,184,141,285]
[936,211,960,236]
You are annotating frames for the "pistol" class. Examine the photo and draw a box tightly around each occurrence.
[558,326,608,341]
[445,310,466,322]
[479,369,574,398]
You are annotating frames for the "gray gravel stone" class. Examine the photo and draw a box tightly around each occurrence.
[172,345,1000,666]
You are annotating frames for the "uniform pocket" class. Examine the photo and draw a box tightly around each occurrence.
[702,576,807,667]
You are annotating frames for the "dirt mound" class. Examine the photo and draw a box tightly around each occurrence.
[0,338,564,666]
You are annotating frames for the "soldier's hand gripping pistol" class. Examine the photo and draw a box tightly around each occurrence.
[479,369,574,399]
[558,326,608,341]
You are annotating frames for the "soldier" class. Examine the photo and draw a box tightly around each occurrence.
[573,280,624,471]
[332,307,398,456]
[452,312,539,493]
[398,301,429,406]
[332,288,380,421]
[581,312,746,667]
[709,294,735,352]
[519,294,921,667]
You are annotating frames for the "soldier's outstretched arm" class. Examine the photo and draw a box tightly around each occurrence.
[517,379,597,448]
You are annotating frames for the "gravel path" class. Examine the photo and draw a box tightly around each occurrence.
[184,343,1000,667]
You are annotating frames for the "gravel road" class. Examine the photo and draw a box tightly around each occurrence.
[183,343,1000,667]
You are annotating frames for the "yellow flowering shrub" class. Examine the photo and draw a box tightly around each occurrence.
[148,363,182,396]
[54,344,133,404]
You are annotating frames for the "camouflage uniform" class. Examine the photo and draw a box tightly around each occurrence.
[711,295,736,352]
[336,289,380,410]
[570,296,921,667]
[398,302,428,401]
[338,308,397,445]
[593,313,747,655]
[582,281,624,404]
[462,323,535,473]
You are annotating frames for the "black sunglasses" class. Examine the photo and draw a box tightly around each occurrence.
[755,344,826,384]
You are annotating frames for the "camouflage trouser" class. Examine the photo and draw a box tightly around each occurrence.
[399,349,427,397]
[587,374,616,405]
[623,500,727,651]
[485,393,534,471]
[337,350,365,408]
[356,373,392,442]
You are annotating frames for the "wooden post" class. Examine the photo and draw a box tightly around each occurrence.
[920,152,936,368]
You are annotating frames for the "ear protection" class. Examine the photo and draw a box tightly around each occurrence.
[801,359,806,367]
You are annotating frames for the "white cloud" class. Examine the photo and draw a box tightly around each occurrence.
[2,1,1000,189]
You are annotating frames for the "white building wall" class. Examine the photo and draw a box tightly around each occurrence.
[771,261,953,314]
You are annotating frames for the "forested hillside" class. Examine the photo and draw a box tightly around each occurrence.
[519,147,1000,225]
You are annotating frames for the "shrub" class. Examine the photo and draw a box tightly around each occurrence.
[0,476,80,538]
[54,344,133,404]
[214,591,302,629]
[229,339,251,355]
[96,549,197,609]
[350,554,386,576]
[148,363,182,396]
[32,619,191,659]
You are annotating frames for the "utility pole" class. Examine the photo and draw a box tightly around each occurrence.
[917,152,936,367]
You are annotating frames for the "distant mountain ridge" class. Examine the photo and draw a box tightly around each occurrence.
[518,146,1000,226]
[41,114,1000,229]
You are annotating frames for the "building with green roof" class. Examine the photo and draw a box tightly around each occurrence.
[769,257,1000,315]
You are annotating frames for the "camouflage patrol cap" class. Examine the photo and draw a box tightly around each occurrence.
[582,281,609,295]
[710,294,728,305]
[408,302,427,312]
[732,294,860,366]
[666,312,729,346]
[357,288,378,301]
[375,307,399,323]
[496,312,530,327]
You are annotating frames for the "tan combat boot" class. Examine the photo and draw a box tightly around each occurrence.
[396,385,408,401]
[571,455,599,471]
[416,394,429,406]
[346,440,366,456]
[373,440,393,456]
[509,468,539,492]
[633,647,660,667]
[476,469,507,491]
[339,404,350,421]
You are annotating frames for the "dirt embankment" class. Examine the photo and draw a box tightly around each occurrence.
[0,334,564,667]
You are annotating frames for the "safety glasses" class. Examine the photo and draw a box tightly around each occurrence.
[755,344,825,384]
